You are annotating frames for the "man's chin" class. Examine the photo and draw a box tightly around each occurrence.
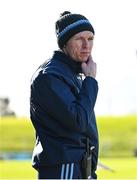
[76,56,88,62]
[80,58,88,62]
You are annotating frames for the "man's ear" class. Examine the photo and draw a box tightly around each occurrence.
[62,45,67,53]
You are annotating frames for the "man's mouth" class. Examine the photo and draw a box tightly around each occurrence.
[80,52,90,56]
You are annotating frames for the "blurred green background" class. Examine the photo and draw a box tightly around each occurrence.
[0,115,137,179]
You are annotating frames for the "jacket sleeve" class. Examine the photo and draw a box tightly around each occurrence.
[32,73,98,132]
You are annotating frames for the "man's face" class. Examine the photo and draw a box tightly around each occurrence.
[64,31,94,62]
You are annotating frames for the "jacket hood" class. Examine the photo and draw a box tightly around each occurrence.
[52,50,82,74]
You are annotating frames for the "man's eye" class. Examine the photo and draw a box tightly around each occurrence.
[89,37,94,40]
[75,37,81,40]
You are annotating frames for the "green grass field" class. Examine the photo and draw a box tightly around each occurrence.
[0,115,137,157]
[0,158,137,179]
[0,117,35,153]
[0,115,137,179]
[97,157,137,179]
[97,115,137,157]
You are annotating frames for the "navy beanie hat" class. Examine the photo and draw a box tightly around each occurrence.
[55,11,95,49]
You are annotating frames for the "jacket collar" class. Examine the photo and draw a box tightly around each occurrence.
[52,50,82,74]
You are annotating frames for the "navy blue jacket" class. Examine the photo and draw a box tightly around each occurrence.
[30,51,99,174]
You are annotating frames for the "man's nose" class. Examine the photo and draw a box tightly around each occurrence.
[82,39,89,48]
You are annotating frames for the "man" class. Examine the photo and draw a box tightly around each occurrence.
[30,11,99,179]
